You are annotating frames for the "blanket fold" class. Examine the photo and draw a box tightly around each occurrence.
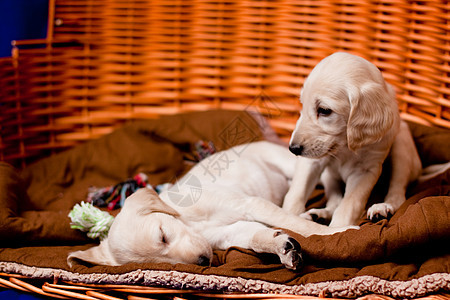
[0,109,449,298]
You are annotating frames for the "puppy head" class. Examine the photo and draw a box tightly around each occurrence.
[289,52,399,157]
[68,188,212,267]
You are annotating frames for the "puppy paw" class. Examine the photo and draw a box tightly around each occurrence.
[367,203,394,222]
[281,237,302,270]
[275,233,302,270]
[300,208,332,224]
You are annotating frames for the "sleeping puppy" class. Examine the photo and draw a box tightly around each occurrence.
[68,141,357,269]
[284,52,422,227]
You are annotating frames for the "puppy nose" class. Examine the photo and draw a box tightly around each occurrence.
[197,255,210,266]
[289,144,304,156]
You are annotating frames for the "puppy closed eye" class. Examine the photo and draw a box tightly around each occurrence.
[317,107,333,117]
[160,227,168,244]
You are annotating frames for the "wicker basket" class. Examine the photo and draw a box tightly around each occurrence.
[1,0,449,168]
[0,0,449,299]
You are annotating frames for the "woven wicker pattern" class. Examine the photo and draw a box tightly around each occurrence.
[1,273,449,300]
[1,0,449,167]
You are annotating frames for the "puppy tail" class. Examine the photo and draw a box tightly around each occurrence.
[418,161,450,184]
[67,240,118,267]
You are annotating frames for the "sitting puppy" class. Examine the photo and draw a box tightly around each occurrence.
[284,52,422,227]
[68,141,356,270]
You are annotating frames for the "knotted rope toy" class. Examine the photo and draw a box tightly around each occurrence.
[69,141,217,239]
[68,202,114,240]
[87,173,150,210]
[69,173,150,239]
[194,140,216,161]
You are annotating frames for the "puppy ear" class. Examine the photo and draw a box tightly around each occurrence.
[67,242,117,267]
[347,82,398,151]
[130,188,180,217]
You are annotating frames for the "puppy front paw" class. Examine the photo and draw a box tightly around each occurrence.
[367,203,394,222]
[275,233,302,270]
[300,208,332,224]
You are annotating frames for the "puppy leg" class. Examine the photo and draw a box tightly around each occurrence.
[211,221,302,270]
[329,166,382,227]
[251,228,302,270]
[243,196,358,236]
[367,121,422,221]
[301,169,343,224]
[283,156,328,215]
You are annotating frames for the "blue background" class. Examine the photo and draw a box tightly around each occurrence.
[0,290,48,300]
[0,0,48,57]
[0,3,50,298]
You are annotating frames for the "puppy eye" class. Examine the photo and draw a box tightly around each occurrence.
[317,107,333,117]
[161,234,167,244]
[160,228,168,244]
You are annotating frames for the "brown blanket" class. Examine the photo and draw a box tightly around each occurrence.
[0,110,449,298]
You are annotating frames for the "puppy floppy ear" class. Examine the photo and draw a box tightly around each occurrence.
[129,188,180,217]
[67,241,117,267]
[347,82,398,151]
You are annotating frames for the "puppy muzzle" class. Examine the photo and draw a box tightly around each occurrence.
[289,144,304,156]
[197,255,211,266]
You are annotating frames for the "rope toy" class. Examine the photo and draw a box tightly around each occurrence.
[68,202,114,240]
[87,173,150,210]
[194,140,216,161]
[69,173,149,239]
[69,141,216,238]
[69,173,150,238]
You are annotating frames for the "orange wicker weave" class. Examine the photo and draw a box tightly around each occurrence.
[1,0,449,168]
[0,1,449,299]
[0,273,448,300]
[0,273,449,300]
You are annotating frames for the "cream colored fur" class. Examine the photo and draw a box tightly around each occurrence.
[68,141,358,270]
[284,52,422,227]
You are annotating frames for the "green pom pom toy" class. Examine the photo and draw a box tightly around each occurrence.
[69,201,114,240]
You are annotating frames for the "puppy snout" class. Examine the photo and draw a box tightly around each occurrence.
[197,255,211,266]
[289,144,304,156]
